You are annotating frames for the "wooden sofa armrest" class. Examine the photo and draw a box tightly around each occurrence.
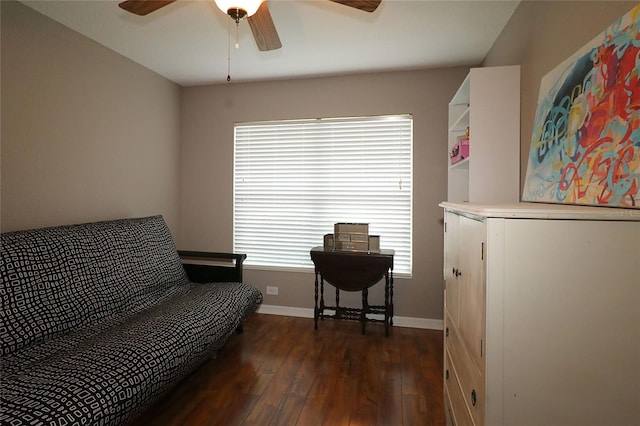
[178,250,247,283]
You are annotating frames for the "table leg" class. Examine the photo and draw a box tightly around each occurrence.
[390,270,394,326]
[314,270,319,330]
[320,277,325,322]
[361,288,368,335]
[384,271,389,337]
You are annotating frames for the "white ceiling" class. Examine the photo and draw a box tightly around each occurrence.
[21,0,520,86]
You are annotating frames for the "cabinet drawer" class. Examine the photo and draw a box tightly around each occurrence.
[445,349,475,426]
[446,312,485,426]
[445,388,454,426]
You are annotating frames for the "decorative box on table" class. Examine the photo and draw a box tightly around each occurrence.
[324,223,380,253]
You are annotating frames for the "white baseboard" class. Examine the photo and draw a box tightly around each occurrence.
[257,304,314,318]
[256,304,443,331]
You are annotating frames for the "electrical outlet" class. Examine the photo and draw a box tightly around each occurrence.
[266,286,279,296]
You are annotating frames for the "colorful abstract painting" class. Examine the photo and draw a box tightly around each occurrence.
[523,5,640,208]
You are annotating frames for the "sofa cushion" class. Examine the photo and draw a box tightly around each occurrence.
[0,281,262,425]
[0,216,189,356]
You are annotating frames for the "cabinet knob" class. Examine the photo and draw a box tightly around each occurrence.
[445,327,449,337]
[455,269,462,277]
[471,389,477,406]
[446,369,450,380]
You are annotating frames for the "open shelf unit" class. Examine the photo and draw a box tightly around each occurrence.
[447,66,520,203]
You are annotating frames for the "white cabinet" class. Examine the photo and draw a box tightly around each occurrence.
[444,212,486,426]
[441,201,640,426]
[447,66,520,203]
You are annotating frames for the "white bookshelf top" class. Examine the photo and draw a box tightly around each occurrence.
[449,73,470,106]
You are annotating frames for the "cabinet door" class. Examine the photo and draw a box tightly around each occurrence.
[444,212,486,426]
[444,211,460,325]
[458,215,486,373]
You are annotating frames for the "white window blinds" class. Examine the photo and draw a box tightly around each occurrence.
[234,114,413,275]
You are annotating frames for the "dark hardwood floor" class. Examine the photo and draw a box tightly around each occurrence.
[132,313,445,426]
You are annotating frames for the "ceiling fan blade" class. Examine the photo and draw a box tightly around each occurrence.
[247,2,282,51]
[118,0,176,16]
[329,0,381,13]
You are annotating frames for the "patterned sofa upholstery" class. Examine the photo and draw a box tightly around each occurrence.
[0,215,263,425]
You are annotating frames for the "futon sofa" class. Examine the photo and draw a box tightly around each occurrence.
[0,215,262,425]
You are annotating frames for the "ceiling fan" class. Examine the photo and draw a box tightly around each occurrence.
[118,0,381,52]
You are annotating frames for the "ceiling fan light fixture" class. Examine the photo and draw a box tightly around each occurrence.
[214,0,264,19]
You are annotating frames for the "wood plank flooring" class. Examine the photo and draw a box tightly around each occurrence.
[131,313,445,426]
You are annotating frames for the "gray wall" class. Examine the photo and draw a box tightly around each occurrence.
[1,1,182,233]
[179,0,639,322]
[180,69,469,323]
[482,0,638,187]
[3,0,633,324]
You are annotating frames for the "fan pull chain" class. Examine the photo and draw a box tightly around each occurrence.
[226,17,231,82]
[235,21,240,49]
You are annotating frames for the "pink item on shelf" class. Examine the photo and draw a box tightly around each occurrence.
[450,137,469,165]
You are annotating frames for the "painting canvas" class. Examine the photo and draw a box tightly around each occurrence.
[523,5,640,208]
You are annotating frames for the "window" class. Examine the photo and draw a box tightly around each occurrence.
[234,114,413,275]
